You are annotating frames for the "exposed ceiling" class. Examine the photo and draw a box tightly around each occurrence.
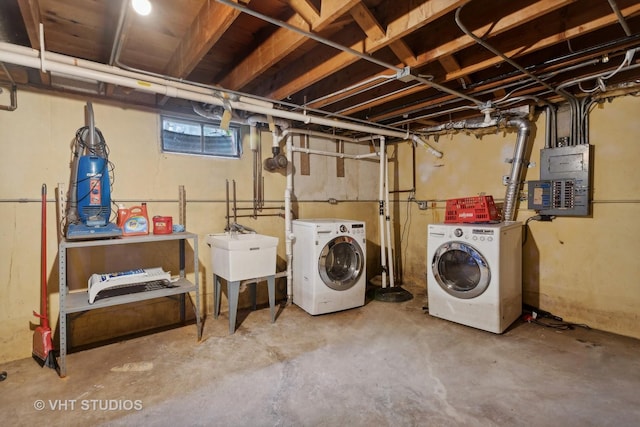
[1,0,639,137]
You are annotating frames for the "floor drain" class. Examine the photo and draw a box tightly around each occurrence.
[373,286,414,302]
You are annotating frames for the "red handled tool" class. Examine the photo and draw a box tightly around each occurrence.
[32,184,58,371]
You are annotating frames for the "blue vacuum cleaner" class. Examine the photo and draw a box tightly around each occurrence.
[66,102,122,240]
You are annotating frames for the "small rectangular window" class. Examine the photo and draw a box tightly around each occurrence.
[161,115,242,158]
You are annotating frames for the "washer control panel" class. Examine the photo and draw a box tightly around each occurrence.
[451,227,495,242]
[337,222,365,236]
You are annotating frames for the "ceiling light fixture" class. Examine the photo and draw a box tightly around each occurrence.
[131,0,152,16]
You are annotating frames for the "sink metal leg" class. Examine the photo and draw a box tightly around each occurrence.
[250,282,257,311]
[268,276,275,323]
[228,281,240,334]
[214,275,221,319]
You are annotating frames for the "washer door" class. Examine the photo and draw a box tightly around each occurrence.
[431,241,490,299]
[319,236,364,291]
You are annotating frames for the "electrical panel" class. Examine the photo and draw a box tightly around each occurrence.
[527,145,591,216]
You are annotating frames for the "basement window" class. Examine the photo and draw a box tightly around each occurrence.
[161,115,242,158]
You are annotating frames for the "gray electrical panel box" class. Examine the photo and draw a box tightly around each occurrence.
[527,145,591,216]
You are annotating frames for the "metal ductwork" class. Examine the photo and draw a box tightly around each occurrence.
[503,118,531,221]
[423,116,532,222]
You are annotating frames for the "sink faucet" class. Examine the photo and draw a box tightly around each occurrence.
[227,222,256,235]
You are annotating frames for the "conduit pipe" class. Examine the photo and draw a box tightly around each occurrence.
[454,4,580,145]
[0,42,419,140]
[0,41,272,109]
[303,73,399,109]
[216,0,485,108]
[608,0,633,36]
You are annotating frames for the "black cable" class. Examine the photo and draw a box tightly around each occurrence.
[523,214,556,245]
[522,214,541,245]
[530,317,591,331]
[522,304,591,330]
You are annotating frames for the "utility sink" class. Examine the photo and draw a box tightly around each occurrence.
[206,233,279,282]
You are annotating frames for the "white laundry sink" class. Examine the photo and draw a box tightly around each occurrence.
[206,233,278,281]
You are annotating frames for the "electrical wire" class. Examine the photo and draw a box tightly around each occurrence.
[400,191,414,277]
[522,304,591,330]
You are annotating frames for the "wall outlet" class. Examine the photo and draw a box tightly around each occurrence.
[502,175,511,185]
[418,201,428,210]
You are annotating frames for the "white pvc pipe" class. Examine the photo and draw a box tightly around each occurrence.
[0,41,274,110]
[378,137,387,288]
[283,129,388,298]
[411,135,444,158]
[0,42,413,140]
[285,134,294,303]
[280,128,361,144]
[290,146,378,160]
[383,139,395,288]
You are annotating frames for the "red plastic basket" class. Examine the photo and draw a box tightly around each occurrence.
[445,195,500,223]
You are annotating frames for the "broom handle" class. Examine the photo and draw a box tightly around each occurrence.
[41,183,49,328]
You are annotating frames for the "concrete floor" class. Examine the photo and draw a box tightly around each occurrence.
[2,282,640,427]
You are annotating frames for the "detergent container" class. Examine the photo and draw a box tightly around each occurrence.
[153,216,173,234]
[117,203,149,236]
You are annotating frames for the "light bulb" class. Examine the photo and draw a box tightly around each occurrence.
[132,0,152,16]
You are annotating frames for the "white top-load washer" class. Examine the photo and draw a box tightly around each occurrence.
[292,219,366,315]
[427,221,522,333]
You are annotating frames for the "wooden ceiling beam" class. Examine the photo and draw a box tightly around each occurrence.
[368,5,640,124]
[445,2,640,81]
[438,54,471,86]
[350,1,416,65]
[336,0,583,116]
[415,0,577,63]
[267,0,467,101]
[16,0,49,85]
[285,0,320,26]
[164,1,247,78]
[219,0,360,91]
[17,0,41,50]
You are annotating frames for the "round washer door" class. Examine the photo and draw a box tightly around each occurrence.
[431,241,490,299]
[319,236,364,291]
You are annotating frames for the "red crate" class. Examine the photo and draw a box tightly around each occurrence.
[445,195,500,223]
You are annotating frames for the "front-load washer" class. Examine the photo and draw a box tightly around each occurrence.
[427,221,522,333]
[292,219,366,315]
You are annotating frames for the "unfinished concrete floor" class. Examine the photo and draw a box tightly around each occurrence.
[2,282,640,426]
